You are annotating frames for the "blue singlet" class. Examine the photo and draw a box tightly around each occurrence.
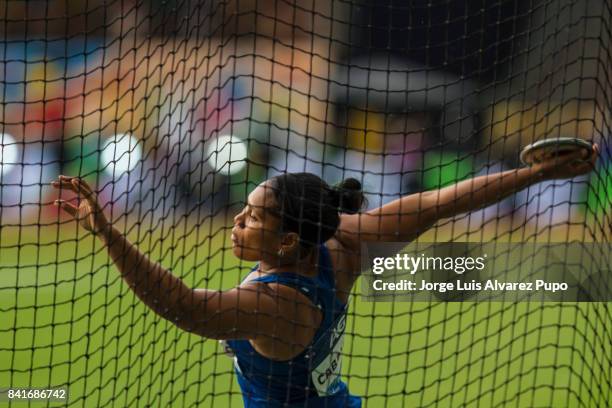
[225,244,362,407]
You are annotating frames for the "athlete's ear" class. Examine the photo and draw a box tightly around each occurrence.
[279,232,300,256]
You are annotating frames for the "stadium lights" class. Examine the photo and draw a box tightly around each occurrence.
[205,134,247,176]
[100,133,143,177]
[0,133,19,175]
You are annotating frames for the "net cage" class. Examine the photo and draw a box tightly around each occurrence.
[0,0,611,406]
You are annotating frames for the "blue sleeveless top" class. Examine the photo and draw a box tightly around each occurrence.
[225,244,361,407]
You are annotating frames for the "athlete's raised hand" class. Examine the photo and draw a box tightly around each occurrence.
[52,175,109,235]
[531,143,599,181]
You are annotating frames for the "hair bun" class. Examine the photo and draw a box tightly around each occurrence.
[331,178,366,214]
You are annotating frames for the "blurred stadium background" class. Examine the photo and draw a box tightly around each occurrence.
[0,0,610,407]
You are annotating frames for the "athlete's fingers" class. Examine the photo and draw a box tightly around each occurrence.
[52,178,79,194]
[576,144,598,168]
[71,178,94,200]
[590,143,599,163]
[572,147,598,174]
[53,175,94,195]
[75,177,95,196]
[553,148,590,166]
[566,149,589,161]
[54,199,78,217]
[58,175,83,188]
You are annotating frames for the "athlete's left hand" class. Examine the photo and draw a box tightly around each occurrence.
[52,175,110,235]
[531,143,599,180]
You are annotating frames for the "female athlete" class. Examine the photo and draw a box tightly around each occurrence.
[53,143,598,407]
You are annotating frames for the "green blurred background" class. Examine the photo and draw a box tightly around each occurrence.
[2,221,610,407]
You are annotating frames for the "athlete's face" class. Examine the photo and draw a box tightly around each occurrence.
[231,182,285,261]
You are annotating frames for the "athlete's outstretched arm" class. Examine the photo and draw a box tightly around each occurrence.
[52,176,318,347]
[336,144,599,247]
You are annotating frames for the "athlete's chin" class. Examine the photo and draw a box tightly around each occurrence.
[231,244,260,261]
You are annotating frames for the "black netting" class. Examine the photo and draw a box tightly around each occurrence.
[1,0,611,407]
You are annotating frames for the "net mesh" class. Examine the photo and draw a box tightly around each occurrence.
[1,0,611,406]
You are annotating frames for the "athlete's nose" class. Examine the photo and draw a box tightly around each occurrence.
[233,209,245,229]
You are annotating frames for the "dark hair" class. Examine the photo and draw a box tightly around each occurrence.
[269,173,366,253]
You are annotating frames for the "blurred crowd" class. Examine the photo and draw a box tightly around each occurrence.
[0,0,610,236]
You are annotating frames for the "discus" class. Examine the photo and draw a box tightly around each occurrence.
[520,137,594,166]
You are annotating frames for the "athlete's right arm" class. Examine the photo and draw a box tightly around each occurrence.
[331,145,598,287]
[336,144,598,248]
[52,176,318,347]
